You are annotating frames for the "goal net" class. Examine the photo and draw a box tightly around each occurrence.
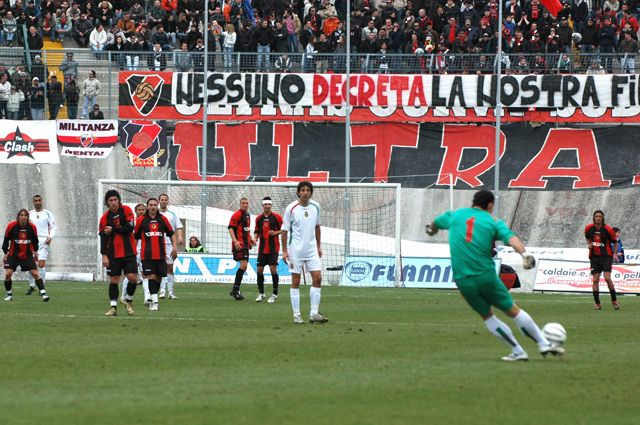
[97,180,402,286]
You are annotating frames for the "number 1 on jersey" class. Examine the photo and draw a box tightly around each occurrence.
[465,217,475,243]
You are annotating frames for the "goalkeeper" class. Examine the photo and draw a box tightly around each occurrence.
[426,190,564,362]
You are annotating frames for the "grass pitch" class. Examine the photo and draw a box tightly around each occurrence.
[0,282,637,425]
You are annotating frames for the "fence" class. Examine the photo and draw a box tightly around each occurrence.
[0,48,636,120]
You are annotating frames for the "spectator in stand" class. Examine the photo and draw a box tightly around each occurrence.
[148,42,167,70]
[317,0,336,20]
[253,19,273,71]
[54,12,72,43]
[175,12,190,44]
[221,23,236,72]
[163,13,178,46]
[64,79,79,119]
[129,1,145,23]
[599,17,618,72]
[619,7,639,34]
[322,12,340,38]
[46,74,63,119]
[0,73,9,118]
[15,71,32,120]
[305,7,322,36]
[73,12,93,47]
[2,11,18,46]
[25,1,39,29]
[96,1,113,28]
[175,41,192,71]
[557,16,573,53]
[303,35,316,72]
[81,70,100,118]
[26,25,43,59]
[89,103,104,119]
[284,9,300,53]
[107,35,128,69]
[186,24,202,49]
[315,32,331,73]
[126,34,148,71]
[41,12,55,41]
[586,57,605,74]
[67,3,81,23]
[30,55,48,82]
[572,0,589,32]
[579,17,599,60]
[89,23,108,56]
[151,24,173,50]
[275,52,292,73]
[618,29,638,73]
[603,0,621,13]
[147,0,166,30]
[117,12,136,38]
[6,86,25,120]
[30,77,44,120]
[273,20,288,52]
[514,55,530,73]
[162,0,177,18]
[558,52,572,72]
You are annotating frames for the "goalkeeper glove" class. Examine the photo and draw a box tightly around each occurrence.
[521,252,536,270]
[425,223,438,236]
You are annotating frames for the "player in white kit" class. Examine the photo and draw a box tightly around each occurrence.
[27,195,56,295]
[281,181,328,324]
[121,204,149,305]
[158,194,183,299]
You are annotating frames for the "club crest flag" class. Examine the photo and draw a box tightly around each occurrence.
[119,120,167,167]
[57,120,118,158]
[0,120,59,164]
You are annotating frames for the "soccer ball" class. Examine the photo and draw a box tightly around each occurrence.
[542,323,567,346]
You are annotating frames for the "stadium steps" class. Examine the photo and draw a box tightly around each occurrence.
[43,39,68,119]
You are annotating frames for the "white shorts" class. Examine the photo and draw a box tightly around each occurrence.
[288,255,322,274]
[37,241,50,261]
[165,248,174,265]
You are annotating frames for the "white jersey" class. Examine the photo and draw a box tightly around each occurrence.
[29,208,56,241]
[160,208,182,247]
[282,199,321,261]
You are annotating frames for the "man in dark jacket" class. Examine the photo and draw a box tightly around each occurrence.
[46,75,63,119]
[253,19,273,71]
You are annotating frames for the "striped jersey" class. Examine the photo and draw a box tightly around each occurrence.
[282,200,321,260]
[135,214,175,261]
[585,224,616,258]
[254,212,283,255]
[228,209,251,250]
[2,221,39,260]
[99,205,137,259]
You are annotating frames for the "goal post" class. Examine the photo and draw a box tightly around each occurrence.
[97,180,402,287]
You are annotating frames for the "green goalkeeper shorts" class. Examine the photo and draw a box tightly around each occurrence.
[455,271,514,317]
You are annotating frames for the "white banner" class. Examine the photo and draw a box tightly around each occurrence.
[57,120,119,159]
[0,120,59,164]
[533,259,640,294]
[168,73,638,109]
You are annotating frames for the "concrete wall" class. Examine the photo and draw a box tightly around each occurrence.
[1,151,637,276]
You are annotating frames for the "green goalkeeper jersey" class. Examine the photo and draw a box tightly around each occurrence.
[434,207,515,280]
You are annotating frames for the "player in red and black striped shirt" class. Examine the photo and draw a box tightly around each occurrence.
[228,197,254,301]
[253,196,283,303]
[3,209,49,302]
[584,210,620,310]
[134,198,175,311]
[99,189,138,316]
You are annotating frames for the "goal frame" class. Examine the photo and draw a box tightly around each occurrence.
[97,179,402,285]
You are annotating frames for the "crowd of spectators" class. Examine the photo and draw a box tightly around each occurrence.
[0,0,638,98]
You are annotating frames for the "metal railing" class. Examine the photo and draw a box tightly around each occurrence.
[0,48,635,119]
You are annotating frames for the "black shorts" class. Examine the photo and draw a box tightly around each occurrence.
[590,256,613,275]
[106,257,138,277]
[4,257,37,271]
[142,260,167,278]
[257,252,279,267]
[232,248,249,262]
